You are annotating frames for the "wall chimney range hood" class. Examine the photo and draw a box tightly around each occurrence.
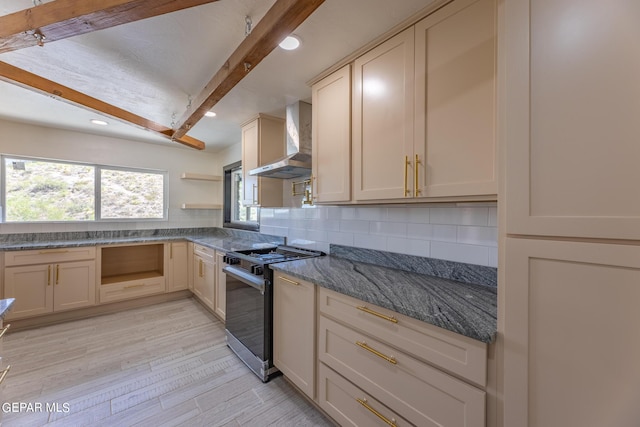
[249,101,312,179]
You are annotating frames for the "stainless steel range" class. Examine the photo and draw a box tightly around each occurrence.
[223,245,323,382]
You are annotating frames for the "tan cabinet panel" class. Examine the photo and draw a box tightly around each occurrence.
[353,27,415,201]
[4,264,53,319]
[415,0,497,198]
[241,115,285,207]
[312,64,352,203]
[53,260,96,312]
[505,0,640,238]
[504,238,640,427]
[4,247,95,267]
[192,253,215,310]
[214,251,226,321]
[273,273,316,399]
[167,242,189,292]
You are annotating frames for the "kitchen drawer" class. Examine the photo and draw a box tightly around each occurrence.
[193,244,215,262]
[318,287,487,387]
[5,246,96,267]
[318,362,412,427]
[319,315,486,427]
[99,276,166,304]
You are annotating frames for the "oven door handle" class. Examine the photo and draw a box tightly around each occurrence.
[223,266,266,293]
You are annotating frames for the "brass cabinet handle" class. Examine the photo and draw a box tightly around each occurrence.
[170,244,173,260]
[403,156,410,197]
[355,341,397,365]
[0,365,11,385]
[55,264,60,285]
[356,398,397,426]
[414,154,422,196]
[0,324,10,340]
[199,259,203,278]
[356,306,398,324]
[279,276,300,286]
[124,283,146,289]
[47,265,51,286]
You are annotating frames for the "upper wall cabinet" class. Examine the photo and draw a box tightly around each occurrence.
[505,0,640,239]
[312,64,352,203]
[241,114,284,207]
[351,0,497,202]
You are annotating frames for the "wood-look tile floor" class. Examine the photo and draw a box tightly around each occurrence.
[1,298,334,427]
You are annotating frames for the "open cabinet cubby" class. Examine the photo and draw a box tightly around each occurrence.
[100,244,164,285]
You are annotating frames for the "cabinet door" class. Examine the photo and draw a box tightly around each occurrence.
[504,238,640,427]
[273,273,316,399]
[505,0,640,239]
[312,64,352,203]
[241,119,259,206]
[415,0,497,198]
[54,260,96,312]
[193,254,215,310]
[353,27,415,201]
[167,242,188,292]
[214,251,226,321]
[4,264,53,319]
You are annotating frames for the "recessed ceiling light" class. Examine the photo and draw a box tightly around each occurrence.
[205,111,217,117]
[90,119,108,126]
[279,35,301,50]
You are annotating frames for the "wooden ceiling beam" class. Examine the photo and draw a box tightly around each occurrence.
[171,0,325,140]
[0,61,205,150]
[0,0,220,54]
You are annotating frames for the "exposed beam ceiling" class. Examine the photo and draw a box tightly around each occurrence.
[0,61,205,150]
[171,0,325,140]
[0,0,221,54]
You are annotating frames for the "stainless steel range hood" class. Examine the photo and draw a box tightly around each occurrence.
[249,101,311,179]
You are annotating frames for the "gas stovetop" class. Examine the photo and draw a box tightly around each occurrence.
[223,245,323,277]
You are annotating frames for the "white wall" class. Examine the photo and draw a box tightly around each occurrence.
[0,119,223,233]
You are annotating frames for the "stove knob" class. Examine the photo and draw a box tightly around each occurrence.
[251,265,263,275]
[224,256,239,265]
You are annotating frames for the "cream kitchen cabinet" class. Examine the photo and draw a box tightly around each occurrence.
[3,247,96,320]
[273,272,316,399]
[241,114,284,207]
[317,287,486,427]
[192,244,215,310]
[213,251,226,321]
[167,241,188,292]
[352,0,496,202]
[311,64,352,203]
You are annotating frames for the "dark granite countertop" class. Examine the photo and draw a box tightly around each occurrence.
[0,298,15,319]
[0,228,284,253]
[271,255,497,344]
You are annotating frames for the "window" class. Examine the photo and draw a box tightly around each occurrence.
[223,161,259,231]
[1,156,166,222]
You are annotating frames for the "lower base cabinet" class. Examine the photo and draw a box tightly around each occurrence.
[273,273,316,399]
[214,251,226,321]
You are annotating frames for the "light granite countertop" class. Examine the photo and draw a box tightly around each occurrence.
[271,255,497,344]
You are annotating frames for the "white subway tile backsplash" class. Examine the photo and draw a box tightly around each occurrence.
[260,204,497,267]
[387,237,430,257]
[353,234,387,251]
[431,241,490,266]
[370,221,408,237]
[339,219,370,234]
[457,226,498,247]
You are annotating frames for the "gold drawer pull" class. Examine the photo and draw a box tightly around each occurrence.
[356,397,397,427]
[124,284,146,289]
[0,365,11,385]
[56,264,60,285]
[356,306,398,323]
[38,249,69,254]
[414,154,422,196]
[47,265,51,286]
[403,155,410,197]
[0,324,10,340]
[355,341,397,365]
[279,276,300,286]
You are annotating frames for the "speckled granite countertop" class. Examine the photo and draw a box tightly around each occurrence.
[0,298,15,319]
[0,228,284,253]
[271,247,497,344]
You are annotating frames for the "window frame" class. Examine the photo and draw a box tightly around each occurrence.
[223,161,259,232]
[1,154,168,223]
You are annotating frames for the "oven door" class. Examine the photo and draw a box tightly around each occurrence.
[223,266,270,362]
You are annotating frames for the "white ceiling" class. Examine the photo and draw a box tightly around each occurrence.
[0,0,435,152]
